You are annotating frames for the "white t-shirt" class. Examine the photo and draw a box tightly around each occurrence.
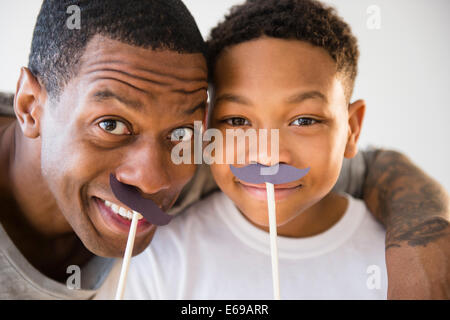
[97,191,387,300]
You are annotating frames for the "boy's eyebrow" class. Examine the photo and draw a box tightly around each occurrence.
[286,91,328,104]
[92,89,143,110]
[214,93,251,106]
[214,91,327,106]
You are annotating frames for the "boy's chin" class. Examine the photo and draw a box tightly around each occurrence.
[241,208,299,228]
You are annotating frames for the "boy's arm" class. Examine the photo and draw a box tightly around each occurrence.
[362,149,449,299]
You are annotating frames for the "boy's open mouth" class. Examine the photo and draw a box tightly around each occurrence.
[235,179,303,201]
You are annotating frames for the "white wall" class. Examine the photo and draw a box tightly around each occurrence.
[1,0,449,191]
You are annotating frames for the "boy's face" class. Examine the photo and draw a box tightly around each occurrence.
[210,37,364,228]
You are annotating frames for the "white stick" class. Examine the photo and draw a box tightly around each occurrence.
[265,182,280,300]
[115,211,142,300]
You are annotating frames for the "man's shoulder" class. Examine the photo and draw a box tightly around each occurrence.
[0,222,105,299]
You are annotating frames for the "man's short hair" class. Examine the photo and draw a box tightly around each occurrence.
[28,0,206,99]
[207,0,359,101]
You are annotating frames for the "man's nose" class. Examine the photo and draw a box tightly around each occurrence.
[114,142,171,195]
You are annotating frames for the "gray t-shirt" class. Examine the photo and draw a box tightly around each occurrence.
[0,92,377,299]
[0,223,114,299]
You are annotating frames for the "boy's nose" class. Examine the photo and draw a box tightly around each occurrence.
[252,128,292,166]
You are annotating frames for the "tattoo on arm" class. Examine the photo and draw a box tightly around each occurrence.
[363,150,449,250]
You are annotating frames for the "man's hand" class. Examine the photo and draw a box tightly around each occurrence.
[363,150,449,299]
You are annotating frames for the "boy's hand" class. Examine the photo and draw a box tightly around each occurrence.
[363,150,450,299]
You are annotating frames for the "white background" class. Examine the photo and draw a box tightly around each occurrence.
[0,0,449,191]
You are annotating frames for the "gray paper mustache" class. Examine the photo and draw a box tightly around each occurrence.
[109,174,172,226]
[230,163,310,184]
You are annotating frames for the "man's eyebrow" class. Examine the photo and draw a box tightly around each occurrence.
[214,93,251,106]
[184,101,207,115]
[92,89,143,110]
[286,91,328,104]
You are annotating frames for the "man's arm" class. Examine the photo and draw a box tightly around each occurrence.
[363,149,450,299]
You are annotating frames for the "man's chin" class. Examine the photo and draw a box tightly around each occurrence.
[88,233,154,258]
[80,226,157,258]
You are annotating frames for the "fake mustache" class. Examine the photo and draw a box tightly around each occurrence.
[229,163,310,185]
[109,174,173,226]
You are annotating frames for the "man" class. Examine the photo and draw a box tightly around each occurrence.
[0,0,448,299]
[0,0,208,299]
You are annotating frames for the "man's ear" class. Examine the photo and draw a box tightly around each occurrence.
[344,99,366,158]
[14,67,45,138]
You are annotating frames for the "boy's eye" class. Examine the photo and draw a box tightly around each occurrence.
[290,117,319,126]
[99,119,130,135]
[171,127,194,142]
[225,117,250,126]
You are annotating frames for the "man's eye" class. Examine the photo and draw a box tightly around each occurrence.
[225,117,250,126]
[290,117,319,126]
[171,127,194,142]
[98,120,130,135]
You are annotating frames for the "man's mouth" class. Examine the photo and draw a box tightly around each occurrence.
[103,199,143,221]
[93,196,153,235]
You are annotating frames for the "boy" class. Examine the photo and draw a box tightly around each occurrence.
[97,0,388,299]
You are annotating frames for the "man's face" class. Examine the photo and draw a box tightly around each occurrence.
[210,37,359,228]
[38,35,207,257]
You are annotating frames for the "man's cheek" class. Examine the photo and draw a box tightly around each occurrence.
[63,146,103,178]
[164,161,195,193]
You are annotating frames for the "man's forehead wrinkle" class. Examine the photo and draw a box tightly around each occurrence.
[83,61,208,94]
[171,86,208,95]
[83,35,207,71]
[84,58,206,80]
[164,91,207,114]
[85,67,172,88]
[134,65,207,82]
[184,101,207,115]
[89,76,148,95]
[92,89,143,110]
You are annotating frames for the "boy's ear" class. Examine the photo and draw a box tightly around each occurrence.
[14,67,45,139]
[344,99,366,158]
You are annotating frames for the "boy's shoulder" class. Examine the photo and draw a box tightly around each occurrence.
[337,192,385,247]
[337,192,374,229]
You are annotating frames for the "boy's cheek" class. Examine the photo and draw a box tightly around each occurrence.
[312,155,345,192]
[210,163,234,189]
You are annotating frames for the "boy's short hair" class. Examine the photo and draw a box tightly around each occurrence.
[28,0,206,100]
[207,0,359,101]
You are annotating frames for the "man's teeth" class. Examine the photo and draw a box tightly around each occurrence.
[103,200,143,221]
